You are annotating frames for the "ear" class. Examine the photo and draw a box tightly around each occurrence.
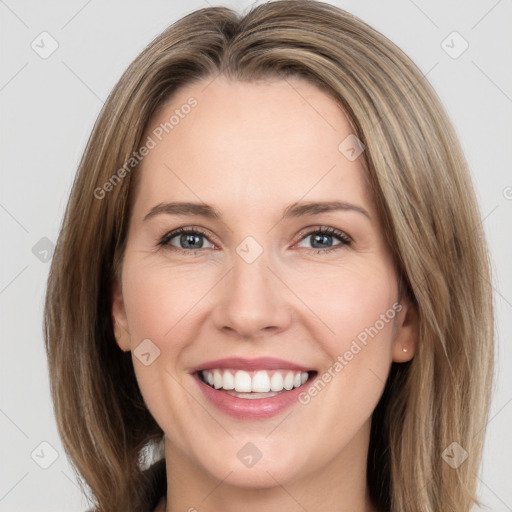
[391,298,419,363]
[112,277,131,352]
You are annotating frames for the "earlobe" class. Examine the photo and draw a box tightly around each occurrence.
[391,299,419,363]
[111,278,131,352]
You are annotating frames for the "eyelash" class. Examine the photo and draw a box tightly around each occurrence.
[157,226,352,256]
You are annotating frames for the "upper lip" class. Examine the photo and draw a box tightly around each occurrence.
[190,357,314,373]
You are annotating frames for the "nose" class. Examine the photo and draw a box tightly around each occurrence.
[211,245,293,340]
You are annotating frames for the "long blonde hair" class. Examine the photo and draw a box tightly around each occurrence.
[44,1,494,510]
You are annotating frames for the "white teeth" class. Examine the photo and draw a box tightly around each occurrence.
[252,371,271,392]
[222,370,235,390]
[283,372,295,390]
[213,369,223,389]
[270,372,284,391]
[201,369,309,393]
[234,370,252,392]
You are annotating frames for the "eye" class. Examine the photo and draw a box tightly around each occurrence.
[158,227,216,254]
[295,226,352,254]
[157,225,352,256]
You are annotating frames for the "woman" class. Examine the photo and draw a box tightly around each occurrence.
[44,1,494,511]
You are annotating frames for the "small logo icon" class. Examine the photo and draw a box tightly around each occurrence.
[338,134,365,161]
[134,339,161,366]
[237,442,262,468]
[32,237,55,263]
[236,236,263,264]
[31,31,59,59]
[31,441,59,469]
[441,32,469,59]
[441,441,468,469]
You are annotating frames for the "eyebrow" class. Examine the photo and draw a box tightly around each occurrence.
[143,200,371,222]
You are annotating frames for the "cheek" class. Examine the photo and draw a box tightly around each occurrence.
[292,259,398,350]
[294,259,399,415]
[123,261,195,438]
[122,258,213,341]
[120,259,213,421]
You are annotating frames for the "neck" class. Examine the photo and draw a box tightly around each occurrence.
[162,420,378,512]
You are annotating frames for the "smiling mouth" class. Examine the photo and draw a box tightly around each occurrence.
[198,368,317,399]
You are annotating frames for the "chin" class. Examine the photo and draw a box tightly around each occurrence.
[197,441,308,489]
[210,462,299,489]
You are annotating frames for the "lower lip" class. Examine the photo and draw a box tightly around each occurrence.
[194,373,315,420]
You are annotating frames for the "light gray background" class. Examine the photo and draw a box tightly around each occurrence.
[1,1,511,510]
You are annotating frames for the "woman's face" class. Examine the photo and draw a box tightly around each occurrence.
[113,76,417,491]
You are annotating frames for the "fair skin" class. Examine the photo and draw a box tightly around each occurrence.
[112,76,418,512]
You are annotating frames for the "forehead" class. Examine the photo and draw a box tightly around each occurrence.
[134,76,373,218]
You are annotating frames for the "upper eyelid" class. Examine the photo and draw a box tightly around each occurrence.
[160,226,219,246]
[296,226,351,241]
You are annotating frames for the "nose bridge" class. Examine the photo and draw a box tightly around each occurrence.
[232,242,272,298]
[212,236,291,337]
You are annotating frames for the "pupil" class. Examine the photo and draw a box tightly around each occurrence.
[181,234,203,249]
[311,234,331,248]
